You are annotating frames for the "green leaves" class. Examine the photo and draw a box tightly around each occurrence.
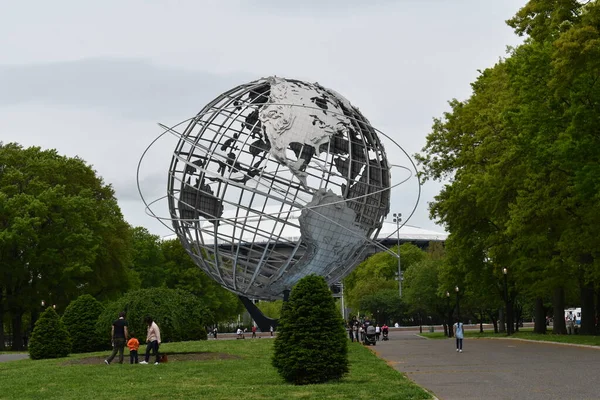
[417,0,600,330]
[272,275,348,385]
[96,288,210,347]
[29,307,71,359]
[0,143,133,325]
[61,294,105,353]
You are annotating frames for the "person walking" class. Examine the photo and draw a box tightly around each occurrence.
[566,312,575,335]
[269,325,274,336]
[453,319,464,353]
[375,324,381,341]
[105,311,129,365]
[140,316,161,365]
[251,325,257,338]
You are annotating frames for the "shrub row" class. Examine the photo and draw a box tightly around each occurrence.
[28,288,209,359]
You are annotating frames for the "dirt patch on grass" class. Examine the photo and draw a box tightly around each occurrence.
[63,352,241,365]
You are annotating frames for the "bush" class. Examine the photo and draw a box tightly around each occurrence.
[29,307,71,359]
[62,294,105,353]
[272,275,349,385]
[96,288,209,348]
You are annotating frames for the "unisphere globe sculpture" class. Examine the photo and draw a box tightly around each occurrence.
[164,76,393,300]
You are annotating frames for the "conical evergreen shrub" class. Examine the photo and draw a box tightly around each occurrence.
[272,274,349,385]
[29,307,71,359]
[62,294,105,353]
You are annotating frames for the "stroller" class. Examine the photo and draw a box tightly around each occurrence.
[381,328,389,341]
[363,325,377,346]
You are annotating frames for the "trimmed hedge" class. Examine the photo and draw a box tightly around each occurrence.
[62,294,105,353]
[96,288,208,348]
[272,275,349,385]
[29,307,71,359]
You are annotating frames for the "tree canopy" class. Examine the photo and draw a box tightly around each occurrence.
[0,143,133,349]
[417,0,600,334]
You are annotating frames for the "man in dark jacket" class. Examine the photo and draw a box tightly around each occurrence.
[105,311,129,365]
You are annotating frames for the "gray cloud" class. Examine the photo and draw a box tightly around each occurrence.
[0,58,253,119]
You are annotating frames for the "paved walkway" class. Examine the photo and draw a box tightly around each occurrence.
[0,353,28,362]
[372,330,600,400]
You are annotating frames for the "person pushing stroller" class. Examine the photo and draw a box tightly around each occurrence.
[381,324,389,341]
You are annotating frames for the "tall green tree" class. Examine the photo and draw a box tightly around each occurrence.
[417,0,600,336]
[0,143,133,349]
[130,227,165,288]
[161,238,243,324]
[344,243,426,312]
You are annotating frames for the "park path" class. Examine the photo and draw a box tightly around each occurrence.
[0,353,28,362]
[371,330,600,400]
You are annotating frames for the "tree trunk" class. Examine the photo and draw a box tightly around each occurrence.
[506,300,514,335]
[579,282,595,335]
[553,287,567,334]
[596,289,600,335]
[11,310,24,351]
[533,297,547,334]
[513,302,522,333]
[499,308,506,333]
[478,310,484,333]
[0,287,4,351]
[489,311,498,333]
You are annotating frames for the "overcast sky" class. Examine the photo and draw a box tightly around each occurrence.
[1,0,526,237]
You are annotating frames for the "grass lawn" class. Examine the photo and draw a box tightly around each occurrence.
[0,339,431,400]
[420,329,600,346]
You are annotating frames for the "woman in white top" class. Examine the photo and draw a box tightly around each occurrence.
[140,316,161,364]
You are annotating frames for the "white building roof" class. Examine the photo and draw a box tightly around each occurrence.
[170,206,447,245]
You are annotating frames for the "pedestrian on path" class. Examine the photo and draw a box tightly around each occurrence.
[453,319,464,353]
[105,311,129,365]
[140,316,161,365]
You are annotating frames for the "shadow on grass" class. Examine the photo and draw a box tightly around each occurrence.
[62,351,240,365]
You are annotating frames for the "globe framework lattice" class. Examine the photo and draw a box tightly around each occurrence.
[167,76,391,300]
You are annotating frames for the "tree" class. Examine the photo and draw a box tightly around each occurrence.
[403,259,444,324]
[358,289,403,325]
[0,143,134,350]
[344,243,426,312]
[61,294,105,353]
[257,300,283,320]
[417,0,600,337]
[130,227,165,288]
[161,238,243,324]
[272,275,348,385]
[28,307,71,359]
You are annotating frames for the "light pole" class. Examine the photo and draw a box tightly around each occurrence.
[455,286,460,321]
[393,213,402,297]
[340,282,346,322]
[503,268,511,335]
[446,291,452,337]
